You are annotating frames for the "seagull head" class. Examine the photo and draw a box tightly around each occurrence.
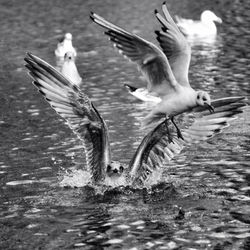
[64,33,73,40]
[201,10,222,24]
[64,52,75,61]
[196,91,214,113]
[106,161,124,178]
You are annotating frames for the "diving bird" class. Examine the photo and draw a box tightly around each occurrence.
[55,33,77,58]
[90,3,216,139]
[24,53,246,187]
[60,52,82,86]
[175,10,222,37]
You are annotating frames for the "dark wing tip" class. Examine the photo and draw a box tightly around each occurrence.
[26,52,35,60]
[162,27,167,32]
[154,9,159,15]
[89,11,95,20]
[124,83,137,92]
[24,52,33,62]
[24,57,32,65]
[104,30,111,36]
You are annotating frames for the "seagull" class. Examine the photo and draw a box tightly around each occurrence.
[124,83,161,103]
[90,2,216,139]
[175,10,222,37]
[55,33,77,58]
[60,52,82,86]
[24,53,246,187]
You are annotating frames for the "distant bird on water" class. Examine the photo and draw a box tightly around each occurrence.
[60,52,82,86]
[24,52,246,188]
[175,10,222,37]
[90,2,217,139]
[55,33,77,58]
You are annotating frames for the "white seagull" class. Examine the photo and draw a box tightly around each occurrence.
[60,52,82,86]
[55,33,77,58]
[24,53,246,187]
[175,10,222,37]
[90,3,217,138]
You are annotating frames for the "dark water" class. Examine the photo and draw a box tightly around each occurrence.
[1,0,250,249]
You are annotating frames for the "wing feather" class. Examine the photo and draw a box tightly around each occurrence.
[24,53,111,183]
[154,3,191,86]
[90,12,178,96]
[129,97,247,185]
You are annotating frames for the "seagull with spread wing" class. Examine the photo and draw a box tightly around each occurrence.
[90,2,217,139]
[24,53,246,187]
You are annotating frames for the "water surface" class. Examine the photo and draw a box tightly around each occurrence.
[0,0,250,249]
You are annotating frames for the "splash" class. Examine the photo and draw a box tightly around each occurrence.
[58,165,169,192]
[59,169,92,188]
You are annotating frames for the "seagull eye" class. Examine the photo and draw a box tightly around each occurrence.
[107,165,111,172]
[197,95,200,99]
[119,166,124,172]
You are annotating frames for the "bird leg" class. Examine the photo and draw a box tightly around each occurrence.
[164,118,174,143]
[171,117,184,141]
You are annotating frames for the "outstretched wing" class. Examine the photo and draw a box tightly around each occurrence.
[90,12,178,97]
[181,97,246,142]
[24,53,111,184]
[155,3,191,86]
[129,96,246,185]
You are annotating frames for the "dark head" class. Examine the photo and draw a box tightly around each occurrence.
[196,90,214,113]
[64,51,75,61]
[106,161,124,178]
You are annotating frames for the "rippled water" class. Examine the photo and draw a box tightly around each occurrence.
[0,0,250,249]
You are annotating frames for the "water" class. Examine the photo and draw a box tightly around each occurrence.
[0,0,250,249]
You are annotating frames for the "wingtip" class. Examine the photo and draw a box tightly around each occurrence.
[26,52,35,59]
[154,9,158,15]
[24,52,33,61]
[25,52,41,64]
[124,83,137,92]
[89,11,95,20]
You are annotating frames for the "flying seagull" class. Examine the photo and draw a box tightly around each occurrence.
[90,3,217,138]
[24,53,246,187]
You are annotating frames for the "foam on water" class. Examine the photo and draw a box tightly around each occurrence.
[59,169,92,188]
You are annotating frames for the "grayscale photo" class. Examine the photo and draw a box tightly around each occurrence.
[0,0,249,249]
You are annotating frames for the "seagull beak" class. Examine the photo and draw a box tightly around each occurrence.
[216,17,222,23]
[205,103,215,113]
